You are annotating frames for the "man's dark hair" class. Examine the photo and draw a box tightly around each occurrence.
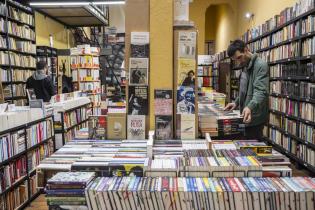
[227,39,246,57]
[188,70,194,75]
[36,61,47,70]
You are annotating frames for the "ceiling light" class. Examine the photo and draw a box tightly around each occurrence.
[245,12,253,19]
[29,1,125,6]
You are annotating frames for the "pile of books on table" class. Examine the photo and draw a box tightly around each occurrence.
[45,172,95,209]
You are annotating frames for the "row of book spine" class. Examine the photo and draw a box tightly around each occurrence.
[26,119,53,148]
[268,127,315,166]
[7,5,34,26]
[63,108,88,129]
[0,51,36,67]
[3,83,25,98]
[242,0,314,42]
[86,176,315,210]
[27,140,54,173]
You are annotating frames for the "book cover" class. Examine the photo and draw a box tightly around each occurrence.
[177,58,196,87]
[178,31,197,59]
[129,58,148,86]
[107,113,127,140]
[127,115,146,140]
[130,32,149,58]
[154,89,172,115]
[176,114,195,139]
[177,86,195,114]
[128,86,148,115]
[155,115,173,140]
[88,115,107,139]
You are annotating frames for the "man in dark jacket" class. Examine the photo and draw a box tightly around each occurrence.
[224,40,269,139]
[26,61,54,102]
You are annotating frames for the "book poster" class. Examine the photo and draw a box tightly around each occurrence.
[154,89,172,115]
[178,31,196,59]
[129,58,148,86]
[177,86,195,114]
[128,86,148,115]
[88,115,106,139]
[131,32,150,58]
[177,58,196,87]
[127,115,146,140]
[155,115,173,140]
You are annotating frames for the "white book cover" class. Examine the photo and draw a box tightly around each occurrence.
[127,115,146,140]
[131,32,150,44]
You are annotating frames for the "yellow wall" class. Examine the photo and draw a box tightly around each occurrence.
[150,0,173,129]
[237,0,296,37]
[35,12,72,49]
[190,0,237,54]
[205,5,218,41]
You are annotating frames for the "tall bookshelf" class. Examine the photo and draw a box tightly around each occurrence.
[0,0,36,106]
[197,64,219,94]
[36,46,58,92]
[242,1,315,173]
[0,115,55,209]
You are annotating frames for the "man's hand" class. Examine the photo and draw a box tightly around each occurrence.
[242,107,252,123]
[224,103,236,111]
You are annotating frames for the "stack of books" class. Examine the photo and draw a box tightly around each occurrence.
[45,172,95,208]
[85,176,315,210]
[198,103,244,137]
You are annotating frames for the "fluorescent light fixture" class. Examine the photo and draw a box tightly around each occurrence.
[29,1,125,6]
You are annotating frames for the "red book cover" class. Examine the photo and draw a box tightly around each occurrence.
[226,178,241,192]
[162,177,169,192]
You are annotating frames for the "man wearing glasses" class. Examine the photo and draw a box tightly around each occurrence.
[224,40,269,139]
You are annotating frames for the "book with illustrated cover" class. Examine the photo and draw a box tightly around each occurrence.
[176,114,195,139]
[127,115,146,140]
[178,31,197,59]
[177,58,196,87]
[128,86,148,115]
[129,58,148,86]
[155,115,173,140]
[88,115,107,139]
[47,172,95,185]
[107,112,126,140]
[177,86,195,114]
[154,89,172,115]
[131,32,150,58]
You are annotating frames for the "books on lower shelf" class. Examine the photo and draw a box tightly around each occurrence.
[0,178,28,210]
[269,42,299,62]
[0,51,36,67]
[85,176,315,210]
[26,118,53,148]
[0,130,25,162]
[28,140,54,173]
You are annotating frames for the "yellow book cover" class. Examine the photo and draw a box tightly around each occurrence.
[84,56,93,68]
[177,58,196,87]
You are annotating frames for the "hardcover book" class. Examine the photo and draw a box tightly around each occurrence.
[154,89,172,115]
[127,115,146,140]
[128,86,148,115]
[129,58,148,86]
[177,86,195,114]
[155,115,173,140]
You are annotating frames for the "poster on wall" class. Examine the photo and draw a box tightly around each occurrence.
[129,58,148,86]
[177,58,196,87]
[177,86,195,114]
[178,31,197,59]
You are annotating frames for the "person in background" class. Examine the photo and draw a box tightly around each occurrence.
[224,39,269,140]
[26,61,54,102]
[61,62,73,93]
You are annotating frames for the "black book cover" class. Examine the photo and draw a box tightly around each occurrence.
[155,115,173,140]
[128,86,148,115]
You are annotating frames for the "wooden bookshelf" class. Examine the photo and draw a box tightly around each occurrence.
[0,115,55,210]
[0,0,36,105]
[242,3,315,173]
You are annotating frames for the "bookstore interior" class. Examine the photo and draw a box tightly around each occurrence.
[1,0,315,209]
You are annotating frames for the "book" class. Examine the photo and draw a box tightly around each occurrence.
[178,31,197,59]
[177,86,195,114]
[88,115,107,140]
[177,58,196,87]
[130,32,150,58]
[154,89,172,115]
[127,115,146,140]
[176,114,195,140]
[155,115,173,140]
[128,86,148,115]
[129,58,148,86]
[107,110,126,140]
